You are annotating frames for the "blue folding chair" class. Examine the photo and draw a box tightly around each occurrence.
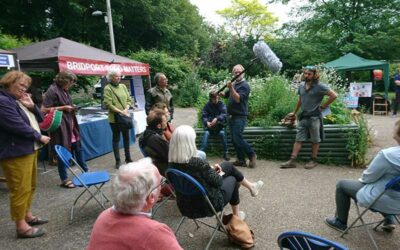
[54,145,110,221]
[165,168,227,250]
[138,146,176,218]
[139,145,147,157]
[278,231,348,250]
[340,176,400,250]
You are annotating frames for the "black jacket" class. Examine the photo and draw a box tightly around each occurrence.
[170,157,223,219]
[139,127,169,175]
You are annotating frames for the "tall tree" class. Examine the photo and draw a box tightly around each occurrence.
[0,0,211,57]
[217,0,278,40]
[271,0,400,63]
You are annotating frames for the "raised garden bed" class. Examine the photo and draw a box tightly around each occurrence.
[195,124,358,165]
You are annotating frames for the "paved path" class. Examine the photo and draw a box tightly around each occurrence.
[0,110,399,250]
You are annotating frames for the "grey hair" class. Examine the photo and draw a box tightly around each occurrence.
[154,73,165,85]
[168,125,198,163]
[111,158,158,214]
[106,69,121,81]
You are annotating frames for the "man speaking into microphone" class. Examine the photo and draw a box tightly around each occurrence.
[220,64,257,168]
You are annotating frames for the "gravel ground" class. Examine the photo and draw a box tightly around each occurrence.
[0,110,399,250]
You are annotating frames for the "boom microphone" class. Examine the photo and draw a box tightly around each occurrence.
[253,40,282,73]
[217,40,282,93]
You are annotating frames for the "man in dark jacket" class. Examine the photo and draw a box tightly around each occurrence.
[145,73,174,119]
[139,109,169,176]
[199,92,229,161]
[220,64,257,168]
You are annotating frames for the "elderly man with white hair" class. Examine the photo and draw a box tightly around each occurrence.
[87,158,182,250]
[103,69,133,169]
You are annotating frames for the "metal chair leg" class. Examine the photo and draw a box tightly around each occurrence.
[175,216,186,234]
[193,219,200,229]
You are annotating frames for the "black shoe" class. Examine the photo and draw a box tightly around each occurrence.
[223,153,230,161]
[325,217,347,233]
[115,161,122,169]
[248,154,257,168]
[232,160,247,167]
[125,158,133,164]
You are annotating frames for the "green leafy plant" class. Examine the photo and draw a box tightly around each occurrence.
[248,75,297,126]
[346,112,369,167]
[129,50,192,87]
[174,73,202,107]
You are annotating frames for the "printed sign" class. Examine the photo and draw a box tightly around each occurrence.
[349,82,372,97]
[0,54,15,68]
[58,56,149,76]
[343,95,359,108]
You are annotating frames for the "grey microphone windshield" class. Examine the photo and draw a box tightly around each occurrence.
[253,40,282,73]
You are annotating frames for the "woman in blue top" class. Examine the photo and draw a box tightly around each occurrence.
[325,120,400,232]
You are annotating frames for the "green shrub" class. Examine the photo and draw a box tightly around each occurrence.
[197,67,230,85]
[129,50,192,86]
[346,112,370,167]
[248,75,298,126]
[174,73,202,107]
[0,33,31,49]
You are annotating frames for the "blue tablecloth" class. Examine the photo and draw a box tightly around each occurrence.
[79,118,135,160]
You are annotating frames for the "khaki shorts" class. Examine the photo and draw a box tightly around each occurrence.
[296,117,321,143]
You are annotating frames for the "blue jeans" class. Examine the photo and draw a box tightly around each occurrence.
[229,116,255,161]
[57,141,88,182]
[199,129,228,154]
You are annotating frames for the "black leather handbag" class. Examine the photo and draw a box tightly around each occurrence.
[109,85,133,130]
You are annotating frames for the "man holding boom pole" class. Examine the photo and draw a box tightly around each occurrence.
[281,67,337,169]
[220,64,257,168]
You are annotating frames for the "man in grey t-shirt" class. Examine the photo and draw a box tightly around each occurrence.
[281,68,337,169]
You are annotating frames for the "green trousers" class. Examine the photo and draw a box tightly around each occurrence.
[1,150,38,221]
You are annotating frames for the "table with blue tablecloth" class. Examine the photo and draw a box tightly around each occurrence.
[78,115,135,161]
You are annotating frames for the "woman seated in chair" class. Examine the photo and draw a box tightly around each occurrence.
[325,120,400,232]
[168,125,264,219]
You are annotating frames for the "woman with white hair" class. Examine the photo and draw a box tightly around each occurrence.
[168,125,264,219]
[103,69,133,169]
[87,158,182,250]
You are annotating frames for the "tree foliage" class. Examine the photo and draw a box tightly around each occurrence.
[271,0,400,73]
[217,0,278,40]
[0,0,210,57]
[0,33,32,50]
[130,50,192,87]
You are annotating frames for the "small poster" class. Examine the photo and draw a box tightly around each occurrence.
[343,95,359,108]
[349,82,372,97]
[0,54,15,68]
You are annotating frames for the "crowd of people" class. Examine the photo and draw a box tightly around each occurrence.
[1,65,399,249]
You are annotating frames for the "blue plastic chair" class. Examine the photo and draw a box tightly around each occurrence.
[138,146,175,218]
[139,145,147,157]
[165,168,227,250]
[340,176,400,250]
[55,145,110,221]
[278,231,348,250]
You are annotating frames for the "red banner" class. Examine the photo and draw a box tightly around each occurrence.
[58,56,149,76]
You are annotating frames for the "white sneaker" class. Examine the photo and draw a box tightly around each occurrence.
[250,180,264,197]
[238,211,246,221]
